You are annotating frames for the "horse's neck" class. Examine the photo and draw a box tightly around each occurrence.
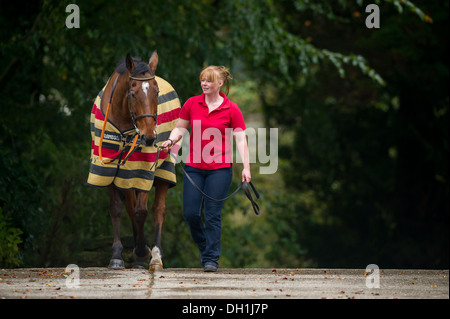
[102,74,132,131]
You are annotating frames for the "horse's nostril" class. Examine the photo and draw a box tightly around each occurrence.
[146,139,155,147]
[141,135,155,147]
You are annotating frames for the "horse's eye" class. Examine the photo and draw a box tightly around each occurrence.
[132,82,137,88]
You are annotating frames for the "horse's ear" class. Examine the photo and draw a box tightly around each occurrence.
[125,53,135,74]
[148,50,158,73]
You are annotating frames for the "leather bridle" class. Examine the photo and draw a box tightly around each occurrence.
[127,74,158,136]
[98,73,159,166]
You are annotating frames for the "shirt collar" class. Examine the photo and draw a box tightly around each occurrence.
[199,92,230,109]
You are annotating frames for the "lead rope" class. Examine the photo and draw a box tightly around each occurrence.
[163,148,261,215]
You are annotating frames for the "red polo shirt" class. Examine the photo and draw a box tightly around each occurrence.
[179,92,246,170]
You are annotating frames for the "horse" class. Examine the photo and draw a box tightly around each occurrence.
[87,51,181,271]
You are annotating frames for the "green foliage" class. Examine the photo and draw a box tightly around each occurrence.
[0,208,23,268]
[254,0,448,268]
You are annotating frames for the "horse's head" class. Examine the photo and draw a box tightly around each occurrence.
[125,52,159,147]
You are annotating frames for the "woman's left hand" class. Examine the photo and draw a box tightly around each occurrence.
[242,168,251,183]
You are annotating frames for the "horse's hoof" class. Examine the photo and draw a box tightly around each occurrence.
[108,259,125,270]
[149,262,163,272]
[133,246,151,263]
[132,260,147,269]
[149,246,163,272]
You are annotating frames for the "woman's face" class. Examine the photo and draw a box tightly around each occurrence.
[201,76,223,95]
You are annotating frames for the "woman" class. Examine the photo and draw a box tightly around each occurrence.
[161,66,251,272]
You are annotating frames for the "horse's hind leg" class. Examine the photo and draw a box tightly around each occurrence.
[108,185,125,270]
[150,179,169,271]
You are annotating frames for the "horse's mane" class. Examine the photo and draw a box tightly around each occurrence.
[115,56,151,77]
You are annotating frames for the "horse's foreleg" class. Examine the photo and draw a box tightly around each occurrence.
[108,185,125,269]
[124,190,138,246]
[150,179,169,271]
[131,191,151,268]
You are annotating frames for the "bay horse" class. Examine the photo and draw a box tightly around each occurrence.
[88,51,177,271]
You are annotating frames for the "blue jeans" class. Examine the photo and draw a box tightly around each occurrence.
[183,165,233,268]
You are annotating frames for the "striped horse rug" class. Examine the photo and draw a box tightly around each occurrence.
[87,76,181,192]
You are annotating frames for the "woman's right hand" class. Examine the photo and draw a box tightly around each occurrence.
[160,139,173,152]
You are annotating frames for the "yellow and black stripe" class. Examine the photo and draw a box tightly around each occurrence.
[87,76,181,192]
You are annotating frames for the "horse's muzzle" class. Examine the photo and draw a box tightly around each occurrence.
[141,134,156,147]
